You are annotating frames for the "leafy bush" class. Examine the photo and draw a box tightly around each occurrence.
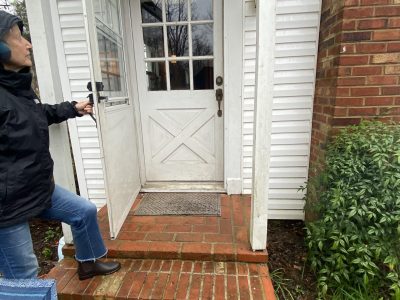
[41,247,52,259]
[304,121,400,298]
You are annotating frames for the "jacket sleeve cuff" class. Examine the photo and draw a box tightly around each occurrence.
[70,101,83,117]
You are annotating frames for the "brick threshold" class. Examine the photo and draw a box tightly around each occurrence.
[46,258,276,299]
[63,242,267,264]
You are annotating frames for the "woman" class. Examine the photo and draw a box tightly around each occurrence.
[0,11,120,280]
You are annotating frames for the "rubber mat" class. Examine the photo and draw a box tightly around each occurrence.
[134,192,221,216]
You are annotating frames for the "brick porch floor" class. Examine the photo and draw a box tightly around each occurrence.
[46,194,275,299]
[64,194,268,263]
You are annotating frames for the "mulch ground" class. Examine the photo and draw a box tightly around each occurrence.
[31,218,317,298]
[267,220,317,299]
[30,219,63,276]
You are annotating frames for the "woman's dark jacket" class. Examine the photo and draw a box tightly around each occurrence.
[0,67,80,228]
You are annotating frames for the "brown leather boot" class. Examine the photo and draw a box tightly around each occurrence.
[77,260,121,280]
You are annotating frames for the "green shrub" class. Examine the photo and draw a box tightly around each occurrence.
[304,121,400,298]
[41,247,52,259]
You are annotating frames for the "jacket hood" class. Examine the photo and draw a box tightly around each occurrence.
[0,65,33,95]
[0,11,23,40]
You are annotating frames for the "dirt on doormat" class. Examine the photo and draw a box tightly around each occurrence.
[30,218,317,298]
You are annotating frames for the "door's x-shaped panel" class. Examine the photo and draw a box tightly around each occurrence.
[149,108,216,164]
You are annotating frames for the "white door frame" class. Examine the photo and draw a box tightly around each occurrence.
[223,0,243,195]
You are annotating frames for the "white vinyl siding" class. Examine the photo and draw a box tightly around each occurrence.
[242,0,321,220]
[57,0,106,208]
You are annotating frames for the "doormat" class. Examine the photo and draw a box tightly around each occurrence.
[134,193,221,216]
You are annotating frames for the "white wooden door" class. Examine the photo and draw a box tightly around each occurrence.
[82,0,141,238]
[130,0,224,182]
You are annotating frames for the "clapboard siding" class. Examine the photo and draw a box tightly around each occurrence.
[242,0,321,220]
[57,0,106,208]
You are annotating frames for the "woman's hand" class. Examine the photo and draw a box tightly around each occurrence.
[74,100,93,115]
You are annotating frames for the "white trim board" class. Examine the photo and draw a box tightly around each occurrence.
[224,0,244,194]
[250,0,276,251]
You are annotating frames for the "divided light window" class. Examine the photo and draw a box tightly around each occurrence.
[140,0,214,91]
[94,0,129,106]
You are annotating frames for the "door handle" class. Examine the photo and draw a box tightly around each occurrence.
[85,93,97,125]
[215,88,223,117]
[86,81,107,125]
[87,81,107,103]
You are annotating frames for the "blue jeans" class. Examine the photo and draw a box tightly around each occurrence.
[0,185,107,279]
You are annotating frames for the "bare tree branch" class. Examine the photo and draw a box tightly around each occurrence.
[0,0,12,12]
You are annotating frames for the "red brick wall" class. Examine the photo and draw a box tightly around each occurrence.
[336,0,400,125]
[310,0,400,172]
[310,0,344,171]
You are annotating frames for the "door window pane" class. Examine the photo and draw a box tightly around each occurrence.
[191,0,212,20]
[94,0,121,33]
[193,60,213,90]
[167,25,189,57]
[109,0,120,32]
[170,61,189,90]
[97,31,127,96]
[192,24,213,56]
[140,0,217,91]
[141,0,163,23]
[165,0,188,22]
[143,27,165,58]
[146,61,167,91]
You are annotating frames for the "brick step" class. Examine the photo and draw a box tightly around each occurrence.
[62,241,268,263]
[45,258,276,299]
